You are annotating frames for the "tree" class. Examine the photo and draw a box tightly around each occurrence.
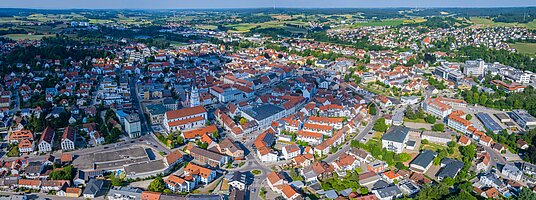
[432,124,444,132]
[447,191,476,200]
[465,114,472,120]
[516,187,536,200]
[443,177,455,186]
[176,136,184,145]
[239,117,247,125]
[425,115,436,124]
[111,174,124,186]
[211,131,220,139]
[373,118,388,132]
[457,181,473,192]
[49,165,74,180]
[147,176,166,192]
[359,187,369,194]
[369,104,377,115]
[421,139,429,144]
[405,107,416,120]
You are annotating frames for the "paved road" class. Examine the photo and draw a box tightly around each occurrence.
[324,107,380,163]
[1,134,167,162]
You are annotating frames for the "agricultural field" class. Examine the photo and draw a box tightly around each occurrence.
[224,20,308,33]
[470,17,536,29]
[195,25,218,30]
[1,33,55,40]
[510,42,536,55]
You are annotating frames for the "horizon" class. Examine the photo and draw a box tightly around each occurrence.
[1,0,535,10]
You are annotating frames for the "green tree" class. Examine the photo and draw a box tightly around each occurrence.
[49,165,74,180]
[432,124,445,132]
[516,187,536,200]
[369,104,377,115]
[147,176,166,192]
[373,118,388,132]
[405,107,416,120]
[443,177,455,186]
[465,114,472,121]
[447,191,477,200]
[111,174,124,186]
[425,115,436,124]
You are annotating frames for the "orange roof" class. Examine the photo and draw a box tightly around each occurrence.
[266,171,285,185]
[165,174,187,186]
[18,139,33,149]
[480,135,493,143]
[458,135,470,145]
[167,116,205,127]
[303,123,332,132]
[308,116,343,124]
[9,129,33,141]
[383,170,400,179]
[165,150,183,165]
[282,185,299,199]
[141,191,161,200]
[184,163,212,179]
[165,106,206,120]
[182,125,217,139]
[18,179,40,186]
[297,130,323,139]
[65,187,81,194]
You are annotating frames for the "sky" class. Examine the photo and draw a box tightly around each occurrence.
[0,0,535,9]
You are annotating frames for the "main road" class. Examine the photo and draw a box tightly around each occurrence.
[324,103,380,163]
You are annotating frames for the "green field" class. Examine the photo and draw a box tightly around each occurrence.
[1,34,55,40]
[225,20,308,33]
[510,42,536,55]
[470,17,536,29]
[195,25,218,30]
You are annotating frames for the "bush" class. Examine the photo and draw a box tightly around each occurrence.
[432,124,445,132]
[421,139,429,144]
[425,115,436,124]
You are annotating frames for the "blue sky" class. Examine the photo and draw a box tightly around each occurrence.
[1,0,534,9]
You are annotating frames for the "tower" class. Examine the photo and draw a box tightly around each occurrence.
[189,86,200,107]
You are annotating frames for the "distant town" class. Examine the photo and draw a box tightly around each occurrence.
[0,6,535,200]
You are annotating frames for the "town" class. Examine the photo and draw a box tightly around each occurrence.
[0,4,536,200]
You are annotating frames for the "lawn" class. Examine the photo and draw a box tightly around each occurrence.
[403,117,426,123]
[470,17,536,29]
[1,34,54,40]
[420,142,461,159]
[510,42,536,55]
[364,83,393,97]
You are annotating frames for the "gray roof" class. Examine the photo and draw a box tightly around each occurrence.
[107,186,142,199]
[411,150,437,168]
[24,162,43,174]
[374,185,402,198]
[242,104,285,121]
[437,158,464,179]
[421,131,452,140]
[125,113,140,123]
[123,160,167,175]
[83,179,104,195]
[325,190,338,199]
[382,126,410,143]
[190,146,228,163]
[146,104,167,115]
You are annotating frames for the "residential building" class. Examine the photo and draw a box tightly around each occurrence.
[382,126,410,153]
[38,127,54,153]
[61,127,75,151]
[410,150,437,173]
[124,113,141,138]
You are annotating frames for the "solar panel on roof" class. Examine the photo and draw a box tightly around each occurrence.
[476,112,503,131]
